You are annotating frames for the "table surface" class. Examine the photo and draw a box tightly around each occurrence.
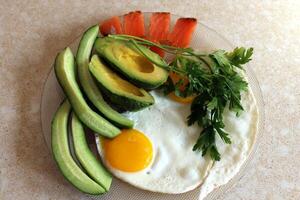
[0,1,299,200]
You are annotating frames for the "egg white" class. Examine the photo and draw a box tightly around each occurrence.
[96,85,258,195]
[97,91,213,194]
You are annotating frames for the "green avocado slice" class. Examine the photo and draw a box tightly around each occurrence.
[94,37,168,89]
[54,47,120,138]
[51,100,105,195]
[89,55,154,111]
[71,112,112,191]
[76,25,133,128]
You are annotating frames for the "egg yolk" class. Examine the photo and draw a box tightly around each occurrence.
[168,72,195,104]
[102,129,153,172]
[168,92,196,104]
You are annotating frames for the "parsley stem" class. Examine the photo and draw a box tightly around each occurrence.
[108,34,207,56]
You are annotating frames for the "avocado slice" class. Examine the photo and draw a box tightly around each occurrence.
[51,100,105,195]
[89,55,154,111]
[54,47,120,138]
[76,25,133,128]
[94,37,168,89]
[71,113,112,191]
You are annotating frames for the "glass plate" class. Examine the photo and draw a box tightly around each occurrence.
[40,12,264,200]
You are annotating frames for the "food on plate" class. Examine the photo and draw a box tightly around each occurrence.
[148,12,170,43]
[94,37,169,89]
[148,12,171,57]
[51,100,105,194]
[101,128,153,172]
[49,10,259,198]
[76,25,133,128]
[168,71,196,104]
[71,113,112,191]
[100,16,123,36]
[117,35,254,160]
[89,55,154,111]
[168,17,197,48]
[54,47,120,137]
[98,91,213,193]
[123,11,145,37]
[168,91,196,104]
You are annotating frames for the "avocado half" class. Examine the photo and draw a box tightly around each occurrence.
[89,55,154,111]
[94,37,168,89]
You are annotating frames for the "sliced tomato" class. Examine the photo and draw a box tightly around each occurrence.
[168,18,197,48]
[100,16,123,36]
[123,11,145,37]
[149,12,170,42]
[147,12,170,57]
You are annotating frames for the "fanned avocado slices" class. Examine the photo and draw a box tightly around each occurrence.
[71,112,112,191]
[54,47,120,138]
[76,25,133,128]
[51,100,105,195]
[89,54,154,111]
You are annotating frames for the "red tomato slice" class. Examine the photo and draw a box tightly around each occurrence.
[123,11,145,37]
[100,16,123,36]
[149,12,170,42]
[168,18,197,48]
[147,12,171,57]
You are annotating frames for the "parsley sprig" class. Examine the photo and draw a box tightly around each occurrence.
[108,34,253,161]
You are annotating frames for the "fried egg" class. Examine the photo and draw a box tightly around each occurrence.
[97,91,213,193]
[97,86,258,195]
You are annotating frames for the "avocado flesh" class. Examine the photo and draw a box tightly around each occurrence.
[54,47,120,138]
[71,113,112,191]
[51,100,105,195]
[76,25,133,128]
[89,55,154,111]
[94,37,168,89]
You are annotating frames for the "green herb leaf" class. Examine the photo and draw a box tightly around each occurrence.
[207,97,218,110]
[226,47,253,68]
[192,126,221,161]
